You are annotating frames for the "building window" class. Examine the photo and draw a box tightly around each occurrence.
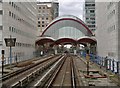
[0,26,3,30]
[9,26,11,31]
[38,25,40,27]
[92,4,95,6]
[90,18,95,20]
[46,18,48,20]
[42,25,44,27]
[43,7,45,9]
[12,13,14,17]
[0,10,3,15]
[39,7,41,9]
[38,21,40,24]
[9,11,11,16]
[42,21,44,24]
[11,2,14,6]
[90,10,94,13]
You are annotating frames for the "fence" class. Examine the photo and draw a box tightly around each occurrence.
[81,52,120,75]
[0,54,35,66]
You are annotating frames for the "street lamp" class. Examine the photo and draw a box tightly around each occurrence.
[4,35,16,68]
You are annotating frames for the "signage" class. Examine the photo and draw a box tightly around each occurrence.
[4,38,16,47]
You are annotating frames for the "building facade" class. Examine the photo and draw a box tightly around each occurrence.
[37,1,59,36]
[96,1,120,61]
[0,1,37,64]
[84,0,96,34]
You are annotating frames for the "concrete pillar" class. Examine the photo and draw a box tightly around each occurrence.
[73,44,77,55]
[54,45,58,55]
[74,49,77,55]
[55,49,57,54]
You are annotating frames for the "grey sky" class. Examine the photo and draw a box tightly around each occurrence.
[58,0,84,20]
[38,0,84,20]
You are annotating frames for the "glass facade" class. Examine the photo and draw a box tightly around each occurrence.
[42,15,92,40]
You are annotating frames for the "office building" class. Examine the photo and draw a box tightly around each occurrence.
[37,1,59,36]
[0,1,37,64]
[96,1,120,61]
[84,0,96,34]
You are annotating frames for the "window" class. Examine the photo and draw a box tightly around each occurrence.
[12,2,13,6]
[90,18,95,20]
[0,26,3,30]
[38,21,40,24]
[42,25,44,27]
[86,18,89,20]
[9,11,11,16]
[12,13,14,17]
[0,10,3,15]
[46,18,48,20]
[14,4,16,8]
[42,21,44,24]
[39,7,41,9]
[90,10,94,13]
[9,26,11,31]
[38,25,40,27]
[92,4,95,6]
[43,7,45,9]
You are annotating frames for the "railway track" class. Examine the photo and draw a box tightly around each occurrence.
[2,55,64,87]
[33,55,79,88]
[2,54,82,88]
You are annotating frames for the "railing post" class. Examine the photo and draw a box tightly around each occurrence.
[117,61,119,74]
[112,59,115,72]
[109,59,111,70]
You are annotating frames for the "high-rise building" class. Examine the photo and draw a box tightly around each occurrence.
[95,1,120,61]
[37,1,59,36]
[84,0,96,34]
[0,1,37,64]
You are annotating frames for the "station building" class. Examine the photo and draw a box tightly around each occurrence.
[36,15,96,56]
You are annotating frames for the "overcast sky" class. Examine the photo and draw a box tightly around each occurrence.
[58,0,84,20]
[38,0,85,20]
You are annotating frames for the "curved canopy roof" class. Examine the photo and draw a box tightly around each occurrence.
[77,36,97,44]
[41,15,93,39]
[36,36,97,46]
[36,15,96,46]
[36,37,55,45]
[54,37,77,45]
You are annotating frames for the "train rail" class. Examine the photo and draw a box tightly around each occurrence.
[33,55,79,88]
[2,55,64,87]
[1,55,56,81]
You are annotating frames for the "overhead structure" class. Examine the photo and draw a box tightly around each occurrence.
[36,15,97,55]
[36,37,55,45]
[77,36,97,44]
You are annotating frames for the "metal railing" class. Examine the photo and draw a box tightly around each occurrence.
[80,52,120,75]
[0,54,35,66]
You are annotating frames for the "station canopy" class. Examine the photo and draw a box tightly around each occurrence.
[36,15,96,45]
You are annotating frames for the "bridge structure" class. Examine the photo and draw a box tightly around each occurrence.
[35,15,97,56]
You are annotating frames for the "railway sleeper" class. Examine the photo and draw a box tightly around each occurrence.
[15,56,63,87]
